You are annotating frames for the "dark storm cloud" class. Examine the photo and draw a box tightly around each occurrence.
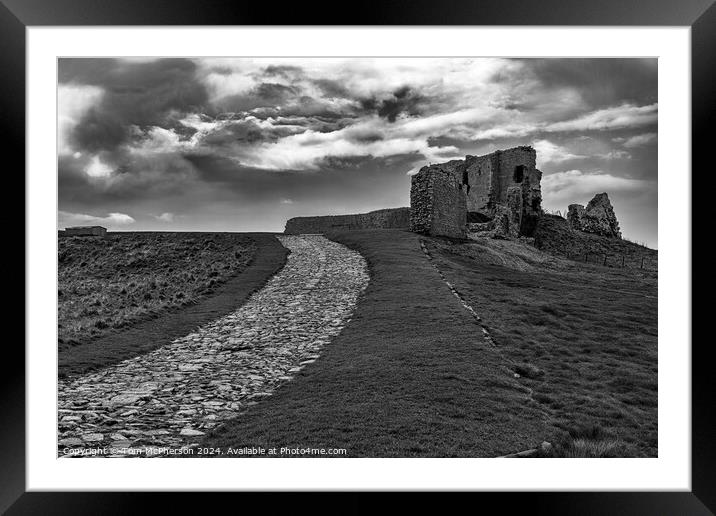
[182,153,414,206]
[254,83,298,102]
[514,58,658,109]
[61,58,208,153]
[71,108,128,153]
[360,86,428,122]
[58,155,92,198]
[163,117,199,141]
[60,150,200,208]
[200,119,299,146]
[262,65,304,80]
[212,84,342,119]
[311,78,352,99]
[58,58,658,245]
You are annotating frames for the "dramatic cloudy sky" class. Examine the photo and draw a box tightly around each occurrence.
[58,58,658,247]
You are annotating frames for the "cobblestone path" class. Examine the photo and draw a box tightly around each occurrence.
[58,235,369,456]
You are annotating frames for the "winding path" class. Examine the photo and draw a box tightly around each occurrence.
[58,235,369,456]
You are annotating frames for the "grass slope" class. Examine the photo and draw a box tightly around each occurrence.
[59,232,256,349]
[201,229,548,457]
[425,236,657,457]
[59,233,287,378]
[535,214,657,270]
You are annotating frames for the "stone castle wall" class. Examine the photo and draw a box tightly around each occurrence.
[463,153,496,215]
[284,207,410,234]
[409,146,542,239]
[482,147,541,235]
[63,226,107,237]
[410,165,467,239]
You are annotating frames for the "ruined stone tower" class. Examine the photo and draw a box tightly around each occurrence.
[409,146,543,239]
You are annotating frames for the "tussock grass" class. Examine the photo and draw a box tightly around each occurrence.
[536,424,631,458]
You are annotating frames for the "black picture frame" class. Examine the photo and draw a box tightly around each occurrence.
[5,0,711,512]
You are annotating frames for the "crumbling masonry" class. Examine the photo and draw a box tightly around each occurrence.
[410,146,543,239]
[280,144,622,242]
[567,193,622,239]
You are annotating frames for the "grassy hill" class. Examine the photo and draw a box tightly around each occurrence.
[60,227,657,456]
[58,232,256,349]
[201,229,549,457]
[425,233,657,457]
[534,214,657,271]
[58,233,287,377]
[201,228,656,457]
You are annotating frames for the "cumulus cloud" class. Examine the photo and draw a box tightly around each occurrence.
[59,210,135,228]
[84,155,113,178]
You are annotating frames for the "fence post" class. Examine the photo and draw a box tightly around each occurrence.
[641,256,645,269]
[603,254,607,266]
[584,252,589,263]
[622,255,625,267]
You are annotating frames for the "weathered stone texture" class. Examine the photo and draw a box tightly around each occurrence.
[567,193,622,238]
[490,205,515,239]
[506,185,524,235]
[463,154,496,215]
[493,147,542,236]
[412,146,543,240]
[284,207,409,234]
[567,204,587,230]
[410,165,467,239]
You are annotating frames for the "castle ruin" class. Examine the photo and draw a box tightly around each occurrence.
[410,146,543,239]
[567,193,622,239]
[282,144,623,243]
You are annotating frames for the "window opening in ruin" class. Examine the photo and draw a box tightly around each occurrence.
[462,169,470,194]
[467,212,492,223]
[513,165,525,183]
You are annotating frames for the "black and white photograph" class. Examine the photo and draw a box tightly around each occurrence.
[56,56,659,459]
[5,0,707,506]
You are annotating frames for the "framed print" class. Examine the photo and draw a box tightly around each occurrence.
[7,0,712,512]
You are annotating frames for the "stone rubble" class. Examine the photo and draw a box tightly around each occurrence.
[57,235,369,457]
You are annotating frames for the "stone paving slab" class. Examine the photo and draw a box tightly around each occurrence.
[57,235,369,457]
